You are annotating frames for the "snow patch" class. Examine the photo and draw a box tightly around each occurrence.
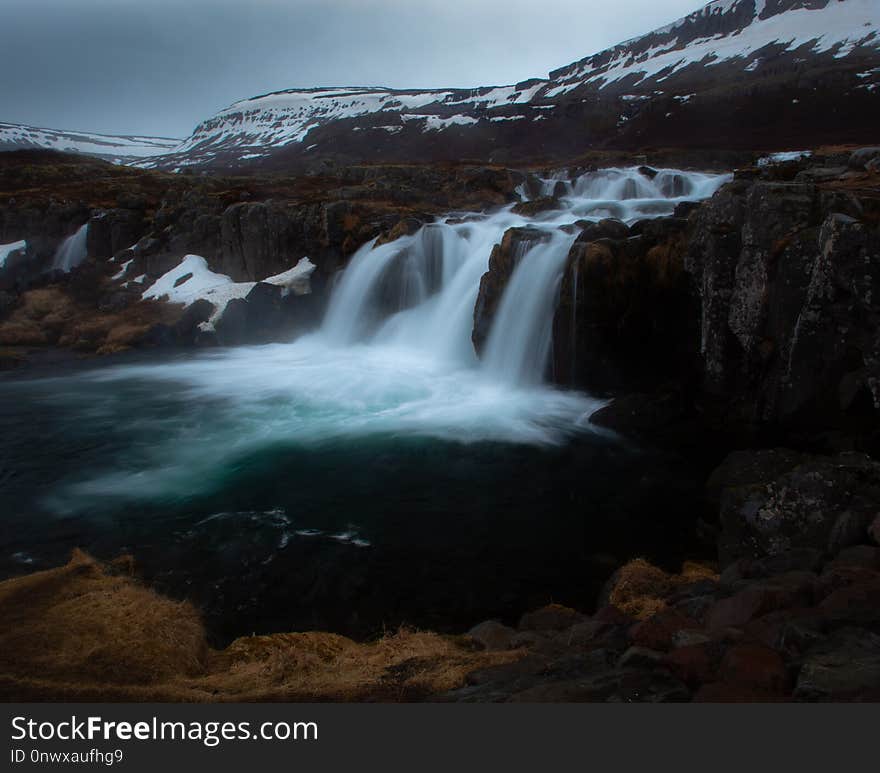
[142,255,315,327]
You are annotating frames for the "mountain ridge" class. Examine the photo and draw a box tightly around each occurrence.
[0,121,181,164]
[3,0,878,170]
[137,0,878,171]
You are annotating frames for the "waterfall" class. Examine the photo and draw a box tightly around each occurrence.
[570,260,579,384]
[51,166,731,486]
[51,223,89,273]
[481,232,577,385]
[318,166,730,386]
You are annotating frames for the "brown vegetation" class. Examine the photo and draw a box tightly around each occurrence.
[0,285,179,355]
[603,558,718,620]
[0,552,520,702]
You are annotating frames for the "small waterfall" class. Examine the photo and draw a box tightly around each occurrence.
[320,166,730,386]
[481,231,577,386]
[51,223,89,273]
[570,261,579,384]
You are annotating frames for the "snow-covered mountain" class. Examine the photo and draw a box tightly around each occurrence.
[13,0,874,172]
[0,121,180,164]
[544,0,878,96]
[137,0,879,170]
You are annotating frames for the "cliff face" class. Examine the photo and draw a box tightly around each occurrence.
[463,149,880,447]
[0,150,525,354]
[686,167,880,433]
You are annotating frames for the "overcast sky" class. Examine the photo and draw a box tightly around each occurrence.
[1,0,701,139]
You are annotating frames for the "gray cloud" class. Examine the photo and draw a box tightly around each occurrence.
[1,0,701,138]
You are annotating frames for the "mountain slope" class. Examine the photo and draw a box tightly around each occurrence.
[140,0,880,170]
[0,121,181,164]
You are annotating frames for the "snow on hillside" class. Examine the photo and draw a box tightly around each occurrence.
[137,0,880,169]
[0,121,181,162]
[545,0,879,96]
[142,255,316,329]
[141,81,545,168]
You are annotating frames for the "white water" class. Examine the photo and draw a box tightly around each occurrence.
[32,167,729,505]
[50,223,89,273]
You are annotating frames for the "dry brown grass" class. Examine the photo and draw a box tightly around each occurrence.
[0,552,519,702]
[0,284,180,354]
[606,559,718,620]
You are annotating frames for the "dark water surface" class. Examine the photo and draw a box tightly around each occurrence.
[0,345,706,643]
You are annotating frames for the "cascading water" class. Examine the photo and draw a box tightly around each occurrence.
[320,166,729,384]
[50,223,89,273]
[482,231,578,385]
[13,167,730,508]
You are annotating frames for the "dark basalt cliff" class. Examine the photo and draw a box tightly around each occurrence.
[530,150,880,453]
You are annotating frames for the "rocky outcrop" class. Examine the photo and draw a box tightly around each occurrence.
[685,163,880,439]
[552,216,697,394]
[708,449,880,568]
[472,227,551,354]
[212,279,324,346]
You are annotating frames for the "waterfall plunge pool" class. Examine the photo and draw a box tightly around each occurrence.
[0,167,730,642]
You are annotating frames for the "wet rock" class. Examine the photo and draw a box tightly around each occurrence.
[685,176,880,432]
[718,644,788,694]
[553,215,697,393]
[174,298,215,343]
[794,167,847,183]
[673,200,701,218]
[518,604,586,633]
[467,621,517,651]
[87,209,145,260]
[795,628,880,700]
[588,390,685,434]
[825,545,880,571]
[707,574,813,633]
[692,682,787,703]
[712,450,880,567]
[718,548,824,588]
[213,298,250,346]
[511,196,559,217]
[374,216,425,247]
[666,643,717,687]
[670,629,713,649]
[617,646,665,669]
[576,218,630,242]
[508,631,557,652]
[817,577,880,627]
[630,609,698,651]
[472,227,551,355]
[848,147,880,171]
[605,669,690,703]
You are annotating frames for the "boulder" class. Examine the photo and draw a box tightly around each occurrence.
[718,644,788,694]
[517,604,586,633]
[848,147,880,171]
[711,450,880,567]
[795,628,880,700]
[467,621,517,651]
[511,196,560,217]
[665,643,718,687]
